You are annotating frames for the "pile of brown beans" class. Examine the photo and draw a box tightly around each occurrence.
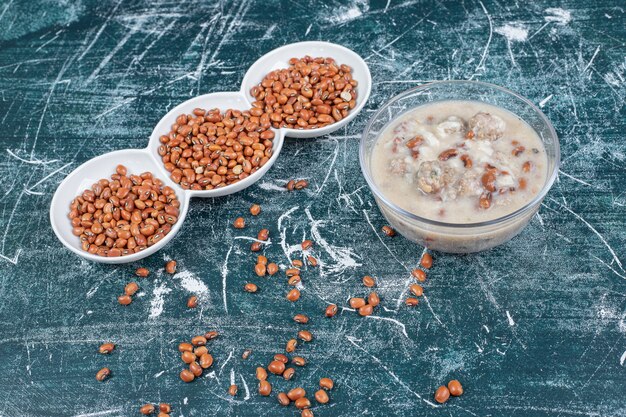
[158,107,275,190]
[250,56,358,129]
[178,331,218,383]
[68,165,179,257]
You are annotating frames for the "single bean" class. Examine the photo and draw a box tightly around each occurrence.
[294,314,309,324]
[250,204,261,216]
[362,275,375,287]
[448,380,463,396]
[381,225,395,237]
[180,369,194,383]
[325,304,338,318]
[320,377,334,390]
[358,304,373,316]
[258,380,272,396]
[139,404,155,415]
[435,386,450,403]
[165,260,177,274]
[244,283,258,293]
[96,367,111,381]
[315,389,329,404]
[98,342,115,354]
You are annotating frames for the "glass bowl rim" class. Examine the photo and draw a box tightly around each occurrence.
[358,79,561,229]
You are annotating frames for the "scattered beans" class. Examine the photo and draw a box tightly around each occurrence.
[435,385,450,404]
[136,267,150,277]
[250,203,261,216]
[98,342,115,354]
[421,253,433,269]
[286,288,301,302]
[267,262,279,275]
[277,392,290,406]
[381,225,396,237]
[301,239,313,250]
[362,275,376,287]
[406,297,419,306]
[368,292,380,307]
[268,360,286,375]
[319,377,334,390]
[187,295,198,308]
[250,56,358,130]
[258,380,272,396]
[158,108,275,190]
[298,330,313,342]
[325,304,338,318]
[283,367,295,380]
[307,255,318,267]
[286,339,298,353]
[412,269,427,282]
[229,384,238,396]
[68,166,179,257]
[180,369,195,383]
[233,217,245,229]
[118,294,132,306]
[410,284,423,297]
[315,389,329,404]
[349,297,366,309]
[244,282,258,293]
[96,367,111,381]
[358,304,373,316]
[287,387,306,401]
[294,313,309,324]
[140,404,155,415]
[165,260,177,274]
[448,380,464,396]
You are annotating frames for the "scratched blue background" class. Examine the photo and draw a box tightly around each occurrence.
[0,1,625,416]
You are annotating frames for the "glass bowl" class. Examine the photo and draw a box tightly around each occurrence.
[359,80,560,253]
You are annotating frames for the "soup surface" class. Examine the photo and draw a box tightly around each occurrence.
[371,100,548,223]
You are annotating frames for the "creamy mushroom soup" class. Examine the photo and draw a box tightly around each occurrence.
[371,101,548,223]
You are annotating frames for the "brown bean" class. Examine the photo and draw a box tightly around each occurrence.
[315,389,329,404]
[287,288,301,302]
[325,304,338,318]
[438,148,459,161]
[277,392,290,406]
[319,377,334,390]
[358,304,373,316]
[287,387,306,401]
[199,353,214,369]
[406,297,419,306]
[136,267,149,277]
[381,225,396,237]
[274,353,288,363]
[254,263,266,277]
[288,275,301,286]
[435,386,450,403]
[194,346,208,357]
[139,404,155,415]
[301,239,313,249]
[268,360,286,375]
[242,349,252,360]
[412,269,427,282]
[159,403,171,413]
[189,362,203,377]
[448,379,463,396]
[250,204,261,216]
[233,217,245,229]
[178,342,193,352]
[410,284,423,297]
[181,351,196,364]
[244,283,258,293]
[258,380,272,396]
[283,367,295,380]
[257,255,268,265]
[250,241,262,252]
[420,253,433,269]
[298,330,313,342]
[295,397,311,409]
[286,339,298,353]
[362,275,375,287]
[180,369,194,383]
[481,171,496,192]
[292,356,306,366]
[267,263,279,275]
[118,294,132,306]
[307,255,318,267]
[191,335,207,346]
[98,342,115,354]
[165,260,177,274]
[302,410,314,417]
[257,228,269,241]
[349,297,366,309]
[187,295,198,308]
[229,384,238,396]
[256,367,268,381]
[292,259,304,268]
[96,367,111,381]
[294,314,309,324]
[368,292,380,307]
[204,330,219,340]
[286,268,300,277]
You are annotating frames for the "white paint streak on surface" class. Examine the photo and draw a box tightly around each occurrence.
[173,270,208,295]
[506,310,516,326]
[545,8,573,25]
[149,282,171,318]
[495,23,528,42]
[620,350,626,366]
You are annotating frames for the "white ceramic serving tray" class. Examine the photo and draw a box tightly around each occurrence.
[50,41,372,263]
